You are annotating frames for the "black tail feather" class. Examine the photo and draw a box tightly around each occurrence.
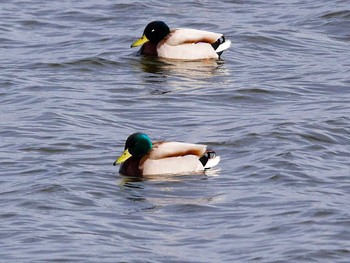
[199,150,217,168]
[211,36,226,57]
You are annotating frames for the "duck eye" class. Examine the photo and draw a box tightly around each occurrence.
[151,29,155,32]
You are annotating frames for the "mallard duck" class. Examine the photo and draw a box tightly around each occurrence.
[113,133,220,176]
[131,21,231,60]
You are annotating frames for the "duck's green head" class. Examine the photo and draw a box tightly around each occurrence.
[113,133,152,165]
[131,21,170,47]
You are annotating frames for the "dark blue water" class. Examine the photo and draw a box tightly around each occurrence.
[1,1,350,262]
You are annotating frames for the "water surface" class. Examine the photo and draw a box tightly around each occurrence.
[1,0,350,262]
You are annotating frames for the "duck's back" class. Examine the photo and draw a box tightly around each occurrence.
[165,28,222,46]
[157,29,222,60]
[138,142,206,175]
[149,141,207,159]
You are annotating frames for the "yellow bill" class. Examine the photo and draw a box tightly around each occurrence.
[131,34,149,48]
[113,148,132,165]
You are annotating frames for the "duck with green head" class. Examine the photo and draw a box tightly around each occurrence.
[131,21,231,60]
[114,133,220,176]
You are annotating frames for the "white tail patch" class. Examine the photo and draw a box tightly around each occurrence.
[204,156,221,169]
[215,40,231,53]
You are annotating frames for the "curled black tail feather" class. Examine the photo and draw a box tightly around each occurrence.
[199,150,217,168]
[211,36,226,57]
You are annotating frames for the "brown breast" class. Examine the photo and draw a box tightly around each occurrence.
[141,42,158,56]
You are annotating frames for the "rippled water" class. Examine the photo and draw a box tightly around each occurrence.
[1,0,350,262]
